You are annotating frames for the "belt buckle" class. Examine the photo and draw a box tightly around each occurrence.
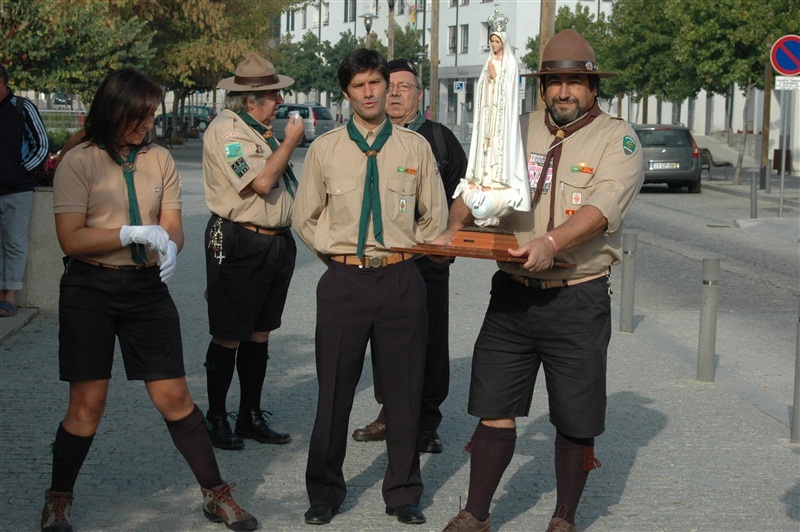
[368,257,383,268]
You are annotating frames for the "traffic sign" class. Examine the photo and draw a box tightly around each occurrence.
[453,81,465,93]
[770,35,800,76]
[775,76,800,90]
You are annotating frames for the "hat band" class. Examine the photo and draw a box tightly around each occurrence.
[234,73,280,87]
[540,60,597,72]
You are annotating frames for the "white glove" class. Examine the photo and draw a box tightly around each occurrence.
[157,240,178,283]
[119,225,170,250]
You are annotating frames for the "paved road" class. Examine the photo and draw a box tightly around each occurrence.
[1,135,798,531]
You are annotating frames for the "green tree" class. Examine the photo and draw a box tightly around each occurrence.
[372,23,431,88]
[1,0,154,102]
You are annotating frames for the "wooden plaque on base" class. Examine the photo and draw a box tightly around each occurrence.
[392,229,575,267]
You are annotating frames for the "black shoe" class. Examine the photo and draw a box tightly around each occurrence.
[304,504,338,525]
[386,504,426,525]
[205,412,245,450]
[419,430,443,453]
[234,408,291,444]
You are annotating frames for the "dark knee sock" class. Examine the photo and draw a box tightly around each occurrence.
[204,341,237,416]
[236,341,269,412]
[464,422,517,522]
[553,430,600,523]
[50,423,94,493]
[166,404,223,489]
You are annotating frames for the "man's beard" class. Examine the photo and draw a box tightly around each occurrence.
[547,98,587,126]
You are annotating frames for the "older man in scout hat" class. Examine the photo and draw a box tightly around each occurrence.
[201,52,305,451]
[440,29,643,532]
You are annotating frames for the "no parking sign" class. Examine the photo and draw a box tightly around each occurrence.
[771,34,800,76]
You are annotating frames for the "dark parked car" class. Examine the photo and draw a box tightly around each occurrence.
[633,124,702,193]
[154,105,216,136]
[272,103,335,146]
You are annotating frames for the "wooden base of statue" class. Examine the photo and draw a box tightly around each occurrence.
[392,228,575,267]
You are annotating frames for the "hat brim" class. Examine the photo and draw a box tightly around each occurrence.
[522,69,617,79]
[218,74,294,92]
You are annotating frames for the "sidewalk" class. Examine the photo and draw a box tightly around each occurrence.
[1,138,798,531]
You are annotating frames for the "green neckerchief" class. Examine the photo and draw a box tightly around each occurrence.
[99,142,146,265]
[236,110,298,198]
[405,111,426,132]
[347,117,393,260]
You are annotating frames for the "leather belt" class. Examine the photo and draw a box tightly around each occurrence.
[235,221,289,236]
[330,253,413,269]
[508,269,609,290]
[72,257,152,271]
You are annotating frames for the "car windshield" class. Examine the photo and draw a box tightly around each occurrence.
[314,107,333,120]
[637,129,692,148]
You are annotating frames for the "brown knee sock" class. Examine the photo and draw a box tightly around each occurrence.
[166,404,223,489]
[553,430,600,523]
[464,422,516,522]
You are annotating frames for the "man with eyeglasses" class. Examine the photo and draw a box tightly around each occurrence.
[351,58,469,455]
[201,52,304,451]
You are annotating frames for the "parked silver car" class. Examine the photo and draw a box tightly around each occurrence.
[633,124,702,193]
[272,103,335,146]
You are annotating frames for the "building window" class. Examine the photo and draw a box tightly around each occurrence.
[302,7,307,29]
[448,25,457,55]
[323,1,329,25]
[450,0,457,6]
[462,0,469,4]
[288,10,295,31]
[461,24,469,54]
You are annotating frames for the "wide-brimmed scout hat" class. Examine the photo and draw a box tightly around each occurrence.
[218,52,294,92]
[524,29,616,78]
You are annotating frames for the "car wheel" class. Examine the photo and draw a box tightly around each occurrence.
[687,178,701,194]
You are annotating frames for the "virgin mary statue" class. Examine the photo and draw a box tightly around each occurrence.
[454,5,530,227]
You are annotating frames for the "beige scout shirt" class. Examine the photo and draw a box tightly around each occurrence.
[292,118,448,263]
[498,109,643,280]
[54,141,182,266]
[202,109,293,228]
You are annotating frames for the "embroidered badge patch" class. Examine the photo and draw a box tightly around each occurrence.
[399,198,408,213]
[222,131,240,140]
[565,209,577,216]
[572,192,582,205]
[230,157,250,178]
[397,166,417,175]
[225,142,243,160]
[623,136,637,155]
[570,163,594,174]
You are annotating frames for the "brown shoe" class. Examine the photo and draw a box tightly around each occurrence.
[442,510,490,531]
[546,516,578,532]
[352,419,386,441]
[201,482,258,531]
[41,489,73,531]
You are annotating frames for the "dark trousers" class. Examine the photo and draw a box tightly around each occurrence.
[306,259,428,509]
[372,257,450,432]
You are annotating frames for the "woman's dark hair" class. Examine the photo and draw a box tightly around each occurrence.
[84,68,162,149]
[338,48,389,94]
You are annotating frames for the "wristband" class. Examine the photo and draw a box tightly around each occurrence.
[545,233,559,253]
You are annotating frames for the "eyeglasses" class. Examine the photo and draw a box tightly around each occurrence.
[388,82,420,93]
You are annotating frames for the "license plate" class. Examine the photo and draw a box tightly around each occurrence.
[650,162,680,170]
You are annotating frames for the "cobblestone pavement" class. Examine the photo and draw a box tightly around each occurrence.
[1,135,798,531]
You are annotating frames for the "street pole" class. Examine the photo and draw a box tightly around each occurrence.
[538,0,556,111]
[760,61,772,191]
[430,0,439,122]
[387,0,395,60]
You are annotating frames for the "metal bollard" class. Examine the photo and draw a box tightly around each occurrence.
[791,298,800,443]
[619,233,637,333]
[697,259,719,382]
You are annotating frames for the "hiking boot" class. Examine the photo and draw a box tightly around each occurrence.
[41,489,73,532]
[206,412,245,450]
[352,419,387,441]
[546,517,578,532]
[442,510,490,531]
[201,482,258,531]
[234,408,290,444]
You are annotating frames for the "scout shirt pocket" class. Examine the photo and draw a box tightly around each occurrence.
[386,175,417,234]
[558,166,594,224]
[324,178,358,229]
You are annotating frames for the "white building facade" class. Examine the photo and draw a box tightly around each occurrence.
[280,0,797,172]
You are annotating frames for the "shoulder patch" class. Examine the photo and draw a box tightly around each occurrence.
[622,136,637,155]
[225,142,243,160]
